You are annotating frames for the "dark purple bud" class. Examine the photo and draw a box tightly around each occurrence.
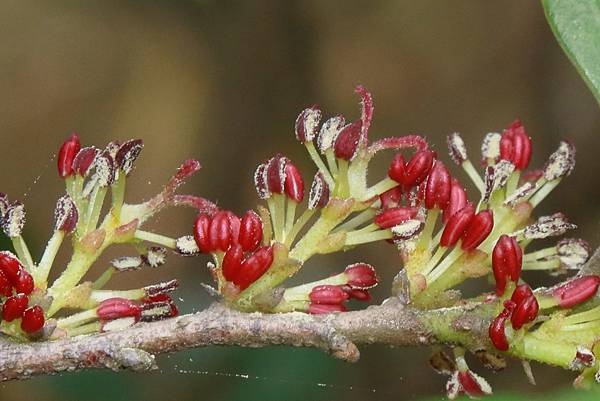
[115,139,144,176]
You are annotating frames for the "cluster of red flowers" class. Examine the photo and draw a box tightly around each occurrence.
[0,252,43,333]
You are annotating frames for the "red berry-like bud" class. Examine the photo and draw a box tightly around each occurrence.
[379,186,403,209]
[57,133,81,179]
[115,139,144,176]
[284,161,304,202]
[343,287,372,302]
[442,179,468,224]
[461,210,494,251]
[0,270,11,297]
[21,305,45,334]
[440,204,475,248]
[239,210,263,252]
[374,207,418,229]
[499,120,532,170]
[54,195,78,234]
[425,161,451,210]
[233,246,274,290]
[2,294,28,322]
[307,303,347,314]
[0,251,24,286]
[492,235,522,296]
[15,270,34,295]
[72,146,99,176]
[388,154,406,184]
[222,243,244,282]
[510,284,533,305]
[225,211,241,244]
[266,154,287,194]
[344,263,378,289]
[295,105,322,143]
[97,298,141,321]
[489,308,511,351]
[193,214,212,253]
[552,275,600,308]
[404,150,435,188]
[334,120,362,161]
[309,285,349,305]
[511,293,538,330]
[308,172,330,209]
[209,211,233,252]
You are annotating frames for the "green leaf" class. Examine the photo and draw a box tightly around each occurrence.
[543,0,600,105]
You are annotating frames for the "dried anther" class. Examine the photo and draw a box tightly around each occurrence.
[295,106,322,143]
[447,132,468,165]
[115,139,144,176]
[54,195,78,234]
[522,213,576,240]
[176,235,200,256]
[308,172,329,209]
[142,247,167,268]
[2,201,26,238]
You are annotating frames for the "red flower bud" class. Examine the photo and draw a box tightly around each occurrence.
[97,298,141,321]
[57,133,81,178]
[334,120,362,161]
[295,105,322,143]
[440,204,475,248]
[344,263,378,289]
[499,120,532,170]
[489,308,511,351]
[115,139,144,176]
[374,207,418,229]
[15,270,34,295]
[461,209,494,251]
[442,179,468,224]
[388,154,406,184]
[308,172,330,209]
[511,293,539,330]
[20,305,45,334]
[225,211,241,245]
[239,210,263,252]
[404,150,435,188]
[193,214,212,253]
[222,243,244,282]
[266,154,287,194]
[0,270,12,297]
[284,161,304,202]
[309,285,349,305]
[492,235,522,296]
[343,287,372,302]
[233,246,274,290]
[510,284,533,305]
[2,294,28,322]
[72,146,99,176]
[379,186,403,209]
[0,251,24,286]
[552,275,600,308]
[425,161,451,210]
[307,303,347,314]
[209,211,233,252]
[455,371,489,399]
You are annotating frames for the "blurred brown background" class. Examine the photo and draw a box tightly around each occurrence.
[0,1,599,400]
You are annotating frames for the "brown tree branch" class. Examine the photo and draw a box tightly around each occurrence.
[0,298,488,382]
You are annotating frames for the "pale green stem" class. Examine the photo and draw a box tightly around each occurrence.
[560,321,600,332]
[283,200,297,242]
[87,288,145,305]
[416,208,439,251]
[420,246,448,277]
[269,194,286,243]
[282,273,348,301]
[284,208,315,248]
[290,213,346,263]
[335,160,350,198]
[427,246,464,284]
[562,305,600,325]
[11,236,35,272]
[85,186,108,233]
[333,208,376,233]
[462,160,485,193]
[325,150,338,177]
[506,171,520,196]
[305,142,334,188]
[345,229,392,246]
[93,267,115,290]
[522,259,560,270]
[523,246,557,262]
[517,336,576,369]
[67,322,101,337]
[529,178,561,208]
[111,174,126,218]
[34,230,65,285]
[134,230,177,249]
[56,309,98,329]
[364,177,399,200]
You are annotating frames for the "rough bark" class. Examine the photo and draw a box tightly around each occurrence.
[0,298,486,382]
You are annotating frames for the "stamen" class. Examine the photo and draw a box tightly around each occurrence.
[134,230,177,249]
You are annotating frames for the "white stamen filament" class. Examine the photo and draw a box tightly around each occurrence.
[134,230,177,249]
[34,230,66,285]
[284,208,315,248]
[11,235,35,272]
[305,142,334,188]
[462,160,485,193]
[426,246,463,284]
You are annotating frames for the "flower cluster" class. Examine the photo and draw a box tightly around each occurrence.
[0,133,215,340]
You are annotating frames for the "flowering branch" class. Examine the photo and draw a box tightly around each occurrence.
[1,87,600,398]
